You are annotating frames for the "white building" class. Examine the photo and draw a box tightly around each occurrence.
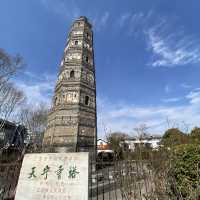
[124,136,161,151]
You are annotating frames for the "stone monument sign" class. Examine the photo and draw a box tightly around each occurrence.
[15,153,89,200]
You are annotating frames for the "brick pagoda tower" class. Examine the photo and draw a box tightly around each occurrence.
[43,16,97,154]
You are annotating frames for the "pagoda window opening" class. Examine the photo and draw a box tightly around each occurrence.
[85,96,89,105]
[75,40,78,45]
[86,56,89,63]
[55,97,58,105]
[70,70,75,78]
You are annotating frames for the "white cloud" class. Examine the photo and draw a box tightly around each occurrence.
[101,12,109,27]
[117,11,153,37]
[164,85,171,94]
[97,88,200,138]
[186,88,200,104]
[181,83,192,89]
[14,71,56,107]
[145,22,200,67]
[128,12,145,35]
[162,97,181,103]
[117,10,200,67]
[118,13,131,27]
[14,71,200,138]
[40,0,110,32]
[91,12,110,31]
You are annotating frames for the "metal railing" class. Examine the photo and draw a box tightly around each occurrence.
[89,160,170,200]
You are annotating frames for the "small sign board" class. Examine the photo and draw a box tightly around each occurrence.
[15,153,89,200]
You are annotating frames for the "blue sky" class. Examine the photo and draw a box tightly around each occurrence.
[1,0,200,137]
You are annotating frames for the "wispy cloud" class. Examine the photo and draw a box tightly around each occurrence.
[97,87,200,138]
[40,0,110,32]
[181,83,192,89]
[186,88,200,104]
[128,12,145,35]
[14,71,56,107]
[91,12,110,31]
[145,20,200,67]
[162,97,181,103]
[14,71,200,138]
[40,0,80,20]
[118,13,131,28]
[117,11,153,37]
[164,85,171,94]
[100,12,110,27]
[117,10,200,67]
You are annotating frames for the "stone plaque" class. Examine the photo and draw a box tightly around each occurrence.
[15,153,89,200]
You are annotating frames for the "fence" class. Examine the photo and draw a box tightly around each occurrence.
[89,160,170,200]
[0,158,178,200]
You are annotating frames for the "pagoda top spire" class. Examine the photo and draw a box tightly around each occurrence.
[74,16,92,27]
[78,16,88,20]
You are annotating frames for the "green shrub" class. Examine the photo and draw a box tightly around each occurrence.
[171,144,200,199]
[190,127,200,144]
[161,128,188,147]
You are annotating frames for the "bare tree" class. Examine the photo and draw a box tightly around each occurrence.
[17,103,49,146]
[0,83,25,130]
[0,48,23,84]
[133,123,149,139]
[0,48,25,129]
[165,117,191,134]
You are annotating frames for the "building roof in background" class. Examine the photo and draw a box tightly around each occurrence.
[125,135,162,141]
